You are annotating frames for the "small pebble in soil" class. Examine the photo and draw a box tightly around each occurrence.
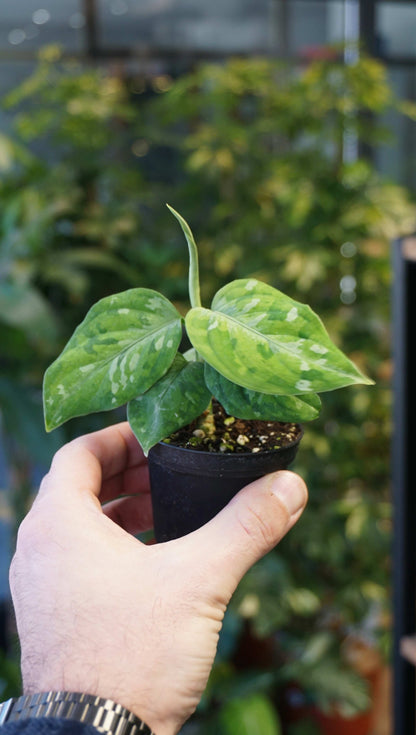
[192,429,205,438]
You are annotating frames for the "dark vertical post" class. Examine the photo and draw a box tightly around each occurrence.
[359,0,376,56]
[358,0,377,163]
[84,0,99,58]
[392,237,416,735]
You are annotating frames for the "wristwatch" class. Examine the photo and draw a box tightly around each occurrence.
[0,691,155,734]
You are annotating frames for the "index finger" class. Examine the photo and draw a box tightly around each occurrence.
[40,422,148,505]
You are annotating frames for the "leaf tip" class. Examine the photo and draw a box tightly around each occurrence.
[43,415,54,433]
[354,369,375,387]
[43,406,56,433]
[166,204,187,228]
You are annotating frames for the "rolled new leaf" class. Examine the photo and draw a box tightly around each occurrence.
[204,363,321,422]
[167,205,201,309]
[43,288,182,431]
[128,354,211,454]
[186,279,373,396]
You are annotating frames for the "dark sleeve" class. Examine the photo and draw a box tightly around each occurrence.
[0,719,100,735]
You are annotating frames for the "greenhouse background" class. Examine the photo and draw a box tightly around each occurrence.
[1,1,416,734]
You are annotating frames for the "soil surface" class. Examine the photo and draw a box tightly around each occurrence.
[164,399,302,454]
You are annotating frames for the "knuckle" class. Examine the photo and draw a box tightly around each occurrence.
[15,512,35,548]
[15,508,53,557]
[237,503,278,551]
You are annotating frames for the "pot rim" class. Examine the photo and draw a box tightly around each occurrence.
[154,424,303,457]
[148,425,304,476]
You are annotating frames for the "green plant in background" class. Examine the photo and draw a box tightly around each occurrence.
[0,650,20,702]
[1,45,147,311]
[44,205,371,454]
[1,46,415,730]
[142,51,414,726]
[218,693,283,735]
[0,46,153,614]
[0,47,155,701]
[0,45,143,444]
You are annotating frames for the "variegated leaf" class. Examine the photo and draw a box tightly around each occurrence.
[43,288,182,430]
[128,354,211,454]
[186,279,373,396]
[204,363,321,422]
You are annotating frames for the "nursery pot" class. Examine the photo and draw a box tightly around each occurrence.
[148,429,303,542]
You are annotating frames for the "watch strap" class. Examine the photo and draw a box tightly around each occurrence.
[0,692,155,734]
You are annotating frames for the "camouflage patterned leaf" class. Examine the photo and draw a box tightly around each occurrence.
[204,363,321,422]
[128,354,211,454]
[186,279,373,395]
[43,288,182,430]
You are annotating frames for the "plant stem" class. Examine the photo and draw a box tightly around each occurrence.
[196,399,216,437]
[167,204,202,308]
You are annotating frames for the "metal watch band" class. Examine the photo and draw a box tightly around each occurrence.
[0,691,155,735]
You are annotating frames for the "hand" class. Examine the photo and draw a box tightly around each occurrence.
[9,422,307,735]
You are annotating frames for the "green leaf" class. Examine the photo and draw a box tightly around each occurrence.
[127,354,211,454]
[186,279,373,396]
[43,288,182,430]
[204,363,321,422]
[49,247,142,286]
[219,693,282,735]
[0,282,60,347]
[0,378,63,465]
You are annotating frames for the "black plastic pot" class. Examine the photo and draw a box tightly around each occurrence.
[148,429,303,542]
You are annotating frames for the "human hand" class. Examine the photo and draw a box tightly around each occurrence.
[9,422,307,735]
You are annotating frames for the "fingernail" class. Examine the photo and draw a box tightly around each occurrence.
[271,471,307,517]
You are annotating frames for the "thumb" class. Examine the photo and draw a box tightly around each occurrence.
[193,470,308,596]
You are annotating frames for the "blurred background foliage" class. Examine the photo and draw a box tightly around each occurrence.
[1,45,415,734]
